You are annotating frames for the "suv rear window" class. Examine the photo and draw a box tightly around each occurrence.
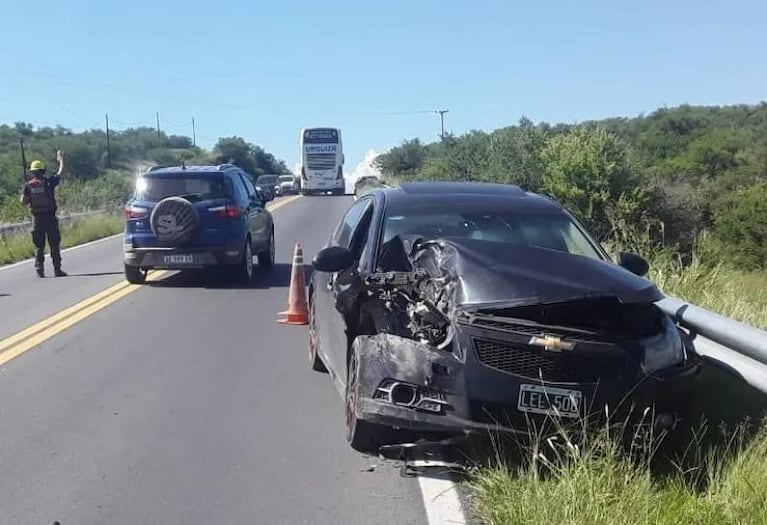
[257,175,279,185]
[135,173,231,202]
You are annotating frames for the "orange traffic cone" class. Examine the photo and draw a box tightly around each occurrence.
[278,242,309,325]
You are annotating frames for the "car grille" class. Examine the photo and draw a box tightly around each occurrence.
[473,338,627,384]
[306,153,337,170]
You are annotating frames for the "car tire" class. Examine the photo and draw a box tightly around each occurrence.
[234,238,254,284]
[124,264,146,284]
[308,293,328,373]
[345,342,391,454]
[257,229,275,271]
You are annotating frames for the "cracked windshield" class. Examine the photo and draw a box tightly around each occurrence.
[1,1,766,524]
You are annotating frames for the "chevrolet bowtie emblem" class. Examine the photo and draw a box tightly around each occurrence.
[529,335,576,352]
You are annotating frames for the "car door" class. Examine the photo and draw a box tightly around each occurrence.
[238,172,269,251]
[315,197,375,386]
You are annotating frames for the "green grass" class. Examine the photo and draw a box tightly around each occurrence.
[473,427,767,525]
[648,251,767,330]
[0,214,123,266]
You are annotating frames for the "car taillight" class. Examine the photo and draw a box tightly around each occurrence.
[336,166,343,179]
[301,167,307,181]
[124,205,148,219]
[208,204,241,218]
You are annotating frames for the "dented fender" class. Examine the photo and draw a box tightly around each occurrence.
[352,333,465,399]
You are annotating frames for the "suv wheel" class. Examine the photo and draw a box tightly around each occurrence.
[258,229,275,271]
[125,264,146,284]
[234,239,253,284]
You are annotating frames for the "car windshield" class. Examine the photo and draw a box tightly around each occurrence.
[257,176,279,185]
[279,175,294,182]
[135,174,230,202]
[381,204,604,261]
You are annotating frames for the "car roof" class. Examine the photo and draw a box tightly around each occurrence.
[143,165,237,176]
[371,181,563,211]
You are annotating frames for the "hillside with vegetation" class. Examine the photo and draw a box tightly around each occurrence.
[0,123,290,223]
[375,103,767,272]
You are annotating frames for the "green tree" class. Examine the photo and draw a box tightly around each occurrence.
[711,184,767,270]
[541,126,648,240]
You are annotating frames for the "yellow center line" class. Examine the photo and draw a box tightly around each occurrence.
[0,195,302,367]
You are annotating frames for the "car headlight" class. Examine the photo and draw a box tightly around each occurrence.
[640,316,685,374]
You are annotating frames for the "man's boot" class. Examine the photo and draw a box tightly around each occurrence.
[34,253,45,278]
[54,267,67,277]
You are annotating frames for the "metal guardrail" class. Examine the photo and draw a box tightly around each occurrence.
[657,296,767,397]
[0,209,110,236]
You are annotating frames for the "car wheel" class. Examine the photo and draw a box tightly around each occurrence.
[257,229,275,271]
[125,264,146,284]
[345,343,390,454]
[235,238,253,284]
[308,293,328,373]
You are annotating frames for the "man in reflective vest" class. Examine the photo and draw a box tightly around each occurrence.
[20,150,67,277]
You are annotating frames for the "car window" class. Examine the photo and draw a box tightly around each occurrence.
[333,198,372,249]
[381,205,604,261]
[239,172,260,201]
[349,204,374,259]
[240,173,264,205]
[135,173,229,202]
[257,175,278,185]
[230,174,250,204]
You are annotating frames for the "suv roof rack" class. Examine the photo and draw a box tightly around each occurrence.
[217,163,238,170]
[147,165,170,172]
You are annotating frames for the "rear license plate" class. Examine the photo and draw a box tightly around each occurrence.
[518,384,582,418]
[163,254,194,264]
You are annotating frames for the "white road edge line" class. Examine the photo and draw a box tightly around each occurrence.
[418,471,469,525]
[0,233,123,272]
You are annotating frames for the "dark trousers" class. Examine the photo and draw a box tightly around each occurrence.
[31,213,62,270]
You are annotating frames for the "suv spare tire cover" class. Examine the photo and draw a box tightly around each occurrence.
[150,196,199,246]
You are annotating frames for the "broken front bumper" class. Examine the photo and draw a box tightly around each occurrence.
[352,333,701,437]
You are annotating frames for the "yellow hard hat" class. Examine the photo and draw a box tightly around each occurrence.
[29,160,46,171]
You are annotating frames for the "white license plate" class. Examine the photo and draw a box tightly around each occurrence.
[163,254,194,264]
[518,384,582,418]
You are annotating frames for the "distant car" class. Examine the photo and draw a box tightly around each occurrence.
[256,174,279,201]
[275,174,299,196]
[309,182,700,453]
[123,164,275,285]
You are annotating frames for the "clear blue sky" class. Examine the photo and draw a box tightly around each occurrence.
[1,0,765,174]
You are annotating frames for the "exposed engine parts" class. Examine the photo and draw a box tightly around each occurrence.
[362,270,454,348]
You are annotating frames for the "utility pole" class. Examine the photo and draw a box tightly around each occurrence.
[156,111,161,142]
[19,137,28,180]
[435,109,449,140]
[192,117,197,148]
[105,113,112,168]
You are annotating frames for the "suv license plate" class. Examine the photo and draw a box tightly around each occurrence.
[164,254,194,264]
[518,384,582,418]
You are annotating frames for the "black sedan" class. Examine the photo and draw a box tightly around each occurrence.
[308,182,700,453]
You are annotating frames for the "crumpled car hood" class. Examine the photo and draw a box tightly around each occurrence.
[408,237,663,308]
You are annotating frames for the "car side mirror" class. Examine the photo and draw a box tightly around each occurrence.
[618,252,649,277]
[257,190,273,202]
[313,246,355,273]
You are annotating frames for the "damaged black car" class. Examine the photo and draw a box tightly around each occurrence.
[308,182,700,453]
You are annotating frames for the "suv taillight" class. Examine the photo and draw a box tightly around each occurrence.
[208,204,241,219]
[125,205,148,219]
[336,166,343,179]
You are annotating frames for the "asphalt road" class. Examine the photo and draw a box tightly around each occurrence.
[0,195,433,525]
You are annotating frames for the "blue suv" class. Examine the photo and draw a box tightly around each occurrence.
[123,164,275,284]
